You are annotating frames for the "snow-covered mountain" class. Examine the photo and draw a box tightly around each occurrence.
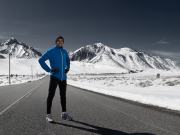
[0,37,42,59]
[70,43,179,72]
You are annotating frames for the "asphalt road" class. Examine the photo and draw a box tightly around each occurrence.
[0,75,180,135]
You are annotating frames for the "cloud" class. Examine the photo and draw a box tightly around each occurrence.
[155,39,169,45]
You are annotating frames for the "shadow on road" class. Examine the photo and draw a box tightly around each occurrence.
[51,119,155,135]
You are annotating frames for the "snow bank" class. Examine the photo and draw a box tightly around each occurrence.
[67,70,180,111]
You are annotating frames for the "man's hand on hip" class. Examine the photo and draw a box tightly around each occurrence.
[65,69,69,73]
[51,68,59,73]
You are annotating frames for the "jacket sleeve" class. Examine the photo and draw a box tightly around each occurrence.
[66,51,70,70]
[38,50,51,73]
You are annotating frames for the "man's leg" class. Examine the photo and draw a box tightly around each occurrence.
[58,80,67,112]
[59,80,73,120]
[47,75,58,114]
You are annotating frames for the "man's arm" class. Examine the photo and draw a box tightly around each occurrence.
[38,50,51,73]
[65,50,70,72]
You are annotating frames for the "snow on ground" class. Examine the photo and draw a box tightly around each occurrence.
[1,58,180,111]
[0,58,46,75]
[0,74,46,86]
[68,61,128,74]
[67,61,180,111]
[0,58,47,86]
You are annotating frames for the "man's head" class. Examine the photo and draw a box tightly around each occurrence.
[55,36,64,47]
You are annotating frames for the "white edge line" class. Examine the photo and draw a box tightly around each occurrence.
[0,82,42,116]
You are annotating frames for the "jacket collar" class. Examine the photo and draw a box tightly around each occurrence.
[55,45,63,49]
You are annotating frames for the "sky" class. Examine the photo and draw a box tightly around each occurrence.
[0,0,179,63]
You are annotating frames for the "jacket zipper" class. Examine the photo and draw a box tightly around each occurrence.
[60,49,63,80]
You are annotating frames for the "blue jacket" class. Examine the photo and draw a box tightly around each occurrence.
[38,45,70,81]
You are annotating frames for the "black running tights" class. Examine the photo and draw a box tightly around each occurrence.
[47,75,67,114]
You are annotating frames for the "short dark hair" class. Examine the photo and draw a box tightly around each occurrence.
[55,36,64,44]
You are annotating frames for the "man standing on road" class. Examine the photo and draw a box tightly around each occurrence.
[38,35,72,122]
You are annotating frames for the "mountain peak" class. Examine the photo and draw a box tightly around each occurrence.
[86,42,106,48]
[3,37,19,45]
[118,47,136,52]
[0,37,42,58]
[94,42,105,46]
[10,37,15,40]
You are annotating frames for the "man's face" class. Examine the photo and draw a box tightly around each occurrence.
[56,38,64,47]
